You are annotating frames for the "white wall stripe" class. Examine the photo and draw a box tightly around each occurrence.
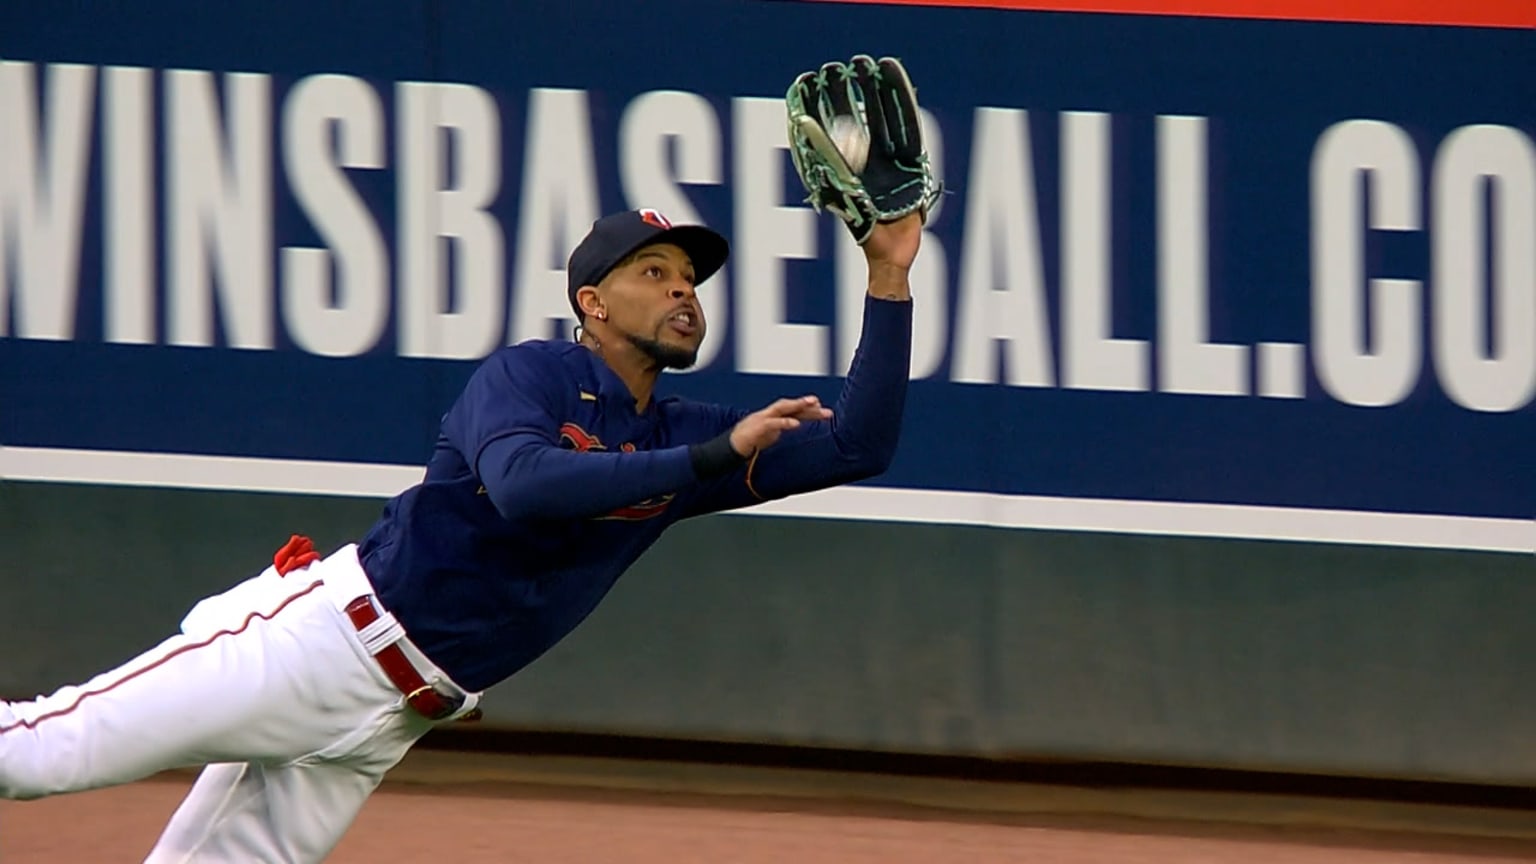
[0,446,1529,554]
[748,487,1532,554]
[0,446,423,498]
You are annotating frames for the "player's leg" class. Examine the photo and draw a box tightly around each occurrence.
[142,760,381,864]
[143,705,432,863]
[0,564,397,799]
[0,574,323,797]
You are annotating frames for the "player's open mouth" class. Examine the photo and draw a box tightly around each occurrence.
[666,310,698,336]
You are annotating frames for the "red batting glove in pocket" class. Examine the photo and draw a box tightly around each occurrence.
[274,534,321,576]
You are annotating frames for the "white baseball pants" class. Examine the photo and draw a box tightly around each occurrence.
[0,544,477,862]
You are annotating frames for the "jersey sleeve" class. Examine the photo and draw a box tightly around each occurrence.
[443,346,698,522]
[676,296,913,518]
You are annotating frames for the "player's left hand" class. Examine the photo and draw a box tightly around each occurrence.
[862,212,923,271]
[785,55,941,245]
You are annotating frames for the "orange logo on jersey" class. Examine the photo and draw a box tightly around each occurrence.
[601,497,673,520]
[559,422,672,520]
[560,422,605,452]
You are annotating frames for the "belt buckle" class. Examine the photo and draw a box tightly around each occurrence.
[406,684,464,721]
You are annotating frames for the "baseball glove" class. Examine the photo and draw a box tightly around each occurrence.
[786,55,941,244]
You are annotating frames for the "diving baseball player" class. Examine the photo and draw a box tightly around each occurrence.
[0,55,939,862]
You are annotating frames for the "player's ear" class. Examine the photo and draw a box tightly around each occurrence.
[575,286,606,322]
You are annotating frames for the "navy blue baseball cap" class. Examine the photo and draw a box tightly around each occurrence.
[565,209,730,318]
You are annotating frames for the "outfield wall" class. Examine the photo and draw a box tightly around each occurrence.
[4,481,1531,785]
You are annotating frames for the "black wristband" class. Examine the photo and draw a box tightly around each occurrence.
[689,431,748,479]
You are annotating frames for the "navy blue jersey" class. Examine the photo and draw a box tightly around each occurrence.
[358,297,911,691]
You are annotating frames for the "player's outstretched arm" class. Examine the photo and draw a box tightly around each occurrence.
[733,214,921,469]
[675,215,919,519]
[689,53,935,501]
[725,215,919,457]
[860,213,922,300]
[741,215,919,484]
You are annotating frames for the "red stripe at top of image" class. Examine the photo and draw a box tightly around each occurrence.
[801,0,1535,29]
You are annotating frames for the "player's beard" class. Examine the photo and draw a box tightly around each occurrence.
[628,331,698,370]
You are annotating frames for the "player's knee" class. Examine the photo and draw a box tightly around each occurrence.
[0,782,48,800]
[0,743,77,799]
[0,770,53,799]
[0,765,59,799]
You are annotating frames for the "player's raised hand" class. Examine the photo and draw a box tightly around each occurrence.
[730,396,833,456]
[863,211,923,270]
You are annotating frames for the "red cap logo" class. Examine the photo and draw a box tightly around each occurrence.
[638,208,672,229]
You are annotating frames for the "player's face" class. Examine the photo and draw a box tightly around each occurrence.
[601,243,705,369]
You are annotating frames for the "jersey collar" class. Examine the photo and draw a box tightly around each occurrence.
[580,347,659,418]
